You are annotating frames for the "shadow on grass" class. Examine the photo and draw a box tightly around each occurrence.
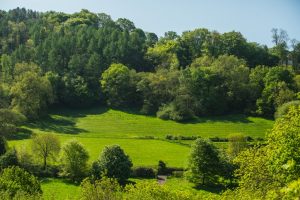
[26,115,86,135]
[194,184,225,194]
[7,128,33,140]
[24,107,111,135]
[179,114,254,124]
[49,106,109,118]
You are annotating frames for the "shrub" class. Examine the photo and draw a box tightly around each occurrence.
[209,137,228,142]
[131,167,156,178]
[80,177,122,200]
[172,171,184,178]
[157,103,194,122]
[0,149,18,170]
[0,166,42,197]
[158,160,167,175]
[165,135,199,141]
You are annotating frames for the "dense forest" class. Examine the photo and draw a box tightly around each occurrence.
[0,8,299,122]
[0,7,300,200]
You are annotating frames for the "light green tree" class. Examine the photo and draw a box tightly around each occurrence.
[60,140,89,182]
[31,134,60,170]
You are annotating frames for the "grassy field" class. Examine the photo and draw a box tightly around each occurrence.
[9,106,273,167]
[10,137,190,167]
[23,106,273,138]
[41,178,80,200]
[7,106,274,199]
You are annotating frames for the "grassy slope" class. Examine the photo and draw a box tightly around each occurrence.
[10,106,273,167]
[24,107,274,138]
[8,106,274,199]
[9,107,273,167]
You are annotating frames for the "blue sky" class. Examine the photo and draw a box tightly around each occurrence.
[1,0,300,47]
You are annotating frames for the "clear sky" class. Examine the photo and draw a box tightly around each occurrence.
[1,0,300,47]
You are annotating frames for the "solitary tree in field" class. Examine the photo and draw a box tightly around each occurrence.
[31,133,60,170]
[60,140,89,182]
[92,145,132,183]
[187,138,221,185]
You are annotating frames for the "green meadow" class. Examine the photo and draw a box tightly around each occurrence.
[7,106,274,199]
[9,107,273,167]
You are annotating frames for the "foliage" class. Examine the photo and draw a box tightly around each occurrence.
[227,133,247,159]
[0,84,10,109]
[31,133,60,170]
[0,109,26,136]
[0,190,42,200]
[0,136,8,156]
[233,106,300,198]
[124,182,199,200]
[80,177,122,200]
[101,64,138,107]
[131,167,156,178]
[280,178,300,200]
[187,138,222,185]
[60,140,89,182]
[0,166,42,197]
[274,100,300,119]
[256,66,296,117]
[92,145,132,183]
[10,63,53,119]
[157,160,167,175]
[0,149,19,171]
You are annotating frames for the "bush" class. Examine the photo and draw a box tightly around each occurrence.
[172,171,184,178]
[131,167,156,178]
[165,135,199,140]
[27,165,60,178]
[92,145,132,183]
[80,177,122,200]
[0,166,42,197]
[157,103,194,122]
[157,160,184,175]
[0,190,42,200]
[274,100,300,119]
[209,137,228,142]
[0,149,18,170]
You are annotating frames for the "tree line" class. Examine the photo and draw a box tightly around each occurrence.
[0,8,299,124]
